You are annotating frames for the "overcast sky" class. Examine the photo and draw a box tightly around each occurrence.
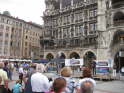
[0,0,46,25]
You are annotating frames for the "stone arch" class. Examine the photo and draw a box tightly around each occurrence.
[111,30,124,46]
[56,51,67,59]
[46,53,54,60]
[114,49,124,73]
[113,11,124,26]
[69,52,80,59]
[83,50,97,57]
[110,30,124,57]
[83,51,97,69]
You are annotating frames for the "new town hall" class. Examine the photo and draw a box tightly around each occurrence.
[41,0,124,70]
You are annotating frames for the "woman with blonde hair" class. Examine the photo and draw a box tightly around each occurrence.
[60,67,75,93]
[36,63,45,73]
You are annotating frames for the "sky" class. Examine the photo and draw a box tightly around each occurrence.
[0,0,46,25]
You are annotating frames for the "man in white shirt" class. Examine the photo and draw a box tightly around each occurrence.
[31,64,50,93]
[19,66,24,74]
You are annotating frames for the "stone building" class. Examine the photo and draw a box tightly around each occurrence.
[0,12,42,59]
[41,0,124,71]
[23,23,42,59]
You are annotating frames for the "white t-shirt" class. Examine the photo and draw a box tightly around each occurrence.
[121,67,124,72]
[19,67,24,74]
[31,72,50,92]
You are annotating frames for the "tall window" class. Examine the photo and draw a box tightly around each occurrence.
[94,9,97,17]
[0,32,3,37]
[5,41,8,45]
[75,26,79,36]
[90,23,94,31]
[0,25,4,29]
[89,23,97,31]
[6,26,10,31]
[0,40,2,45]
[75,13,79,21]
[7,19,10,24]
[79,26,84,35]
[67,15,70,23]
[5,33,9,37]
[89,10,94,17]
[1,18,4,23]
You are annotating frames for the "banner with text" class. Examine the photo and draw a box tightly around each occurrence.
[65,59,84,66]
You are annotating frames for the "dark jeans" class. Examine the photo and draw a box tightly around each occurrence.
[93,67,96,76]
[9,72,12,80]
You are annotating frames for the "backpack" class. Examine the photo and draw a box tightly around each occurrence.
[64,78,75,93]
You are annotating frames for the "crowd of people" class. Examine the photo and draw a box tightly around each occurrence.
[0,61,96,93]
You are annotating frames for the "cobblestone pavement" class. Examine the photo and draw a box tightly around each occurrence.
[94,80,124,93]
[9,72,124,93]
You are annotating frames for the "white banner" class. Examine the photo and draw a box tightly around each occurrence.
[65,59,84,66]
[119,51,124,57]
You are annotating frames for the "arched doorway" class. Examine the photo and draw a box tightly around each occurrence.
[70,52,80,59]
[83,51,96,69]
[113,11,124,26]
[114,51,124,73]
[111,30,124,73]
[59,53,66,59]
[46,53,54,61]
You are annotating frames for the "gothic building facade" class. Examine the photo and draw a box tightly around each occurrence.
[41,0,124,69]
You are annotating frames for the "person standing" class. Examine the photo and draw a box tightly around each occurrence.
[113,64,117,78]
[3,62,9,79]
[77,67,96,93]
[60,67,76,93]
[12,80,23,93]
[91,61,96,76]
[0,62,8,93]
[24,63,37,93]
[8,62,14,80]
[51,77,66,93]
[31,64,50,93]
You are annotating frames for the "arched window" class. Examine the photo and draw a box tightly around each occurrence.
[83,51,96,68]
[46,53,54,60]
[70,52,80,59]
[113,12,124,26]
